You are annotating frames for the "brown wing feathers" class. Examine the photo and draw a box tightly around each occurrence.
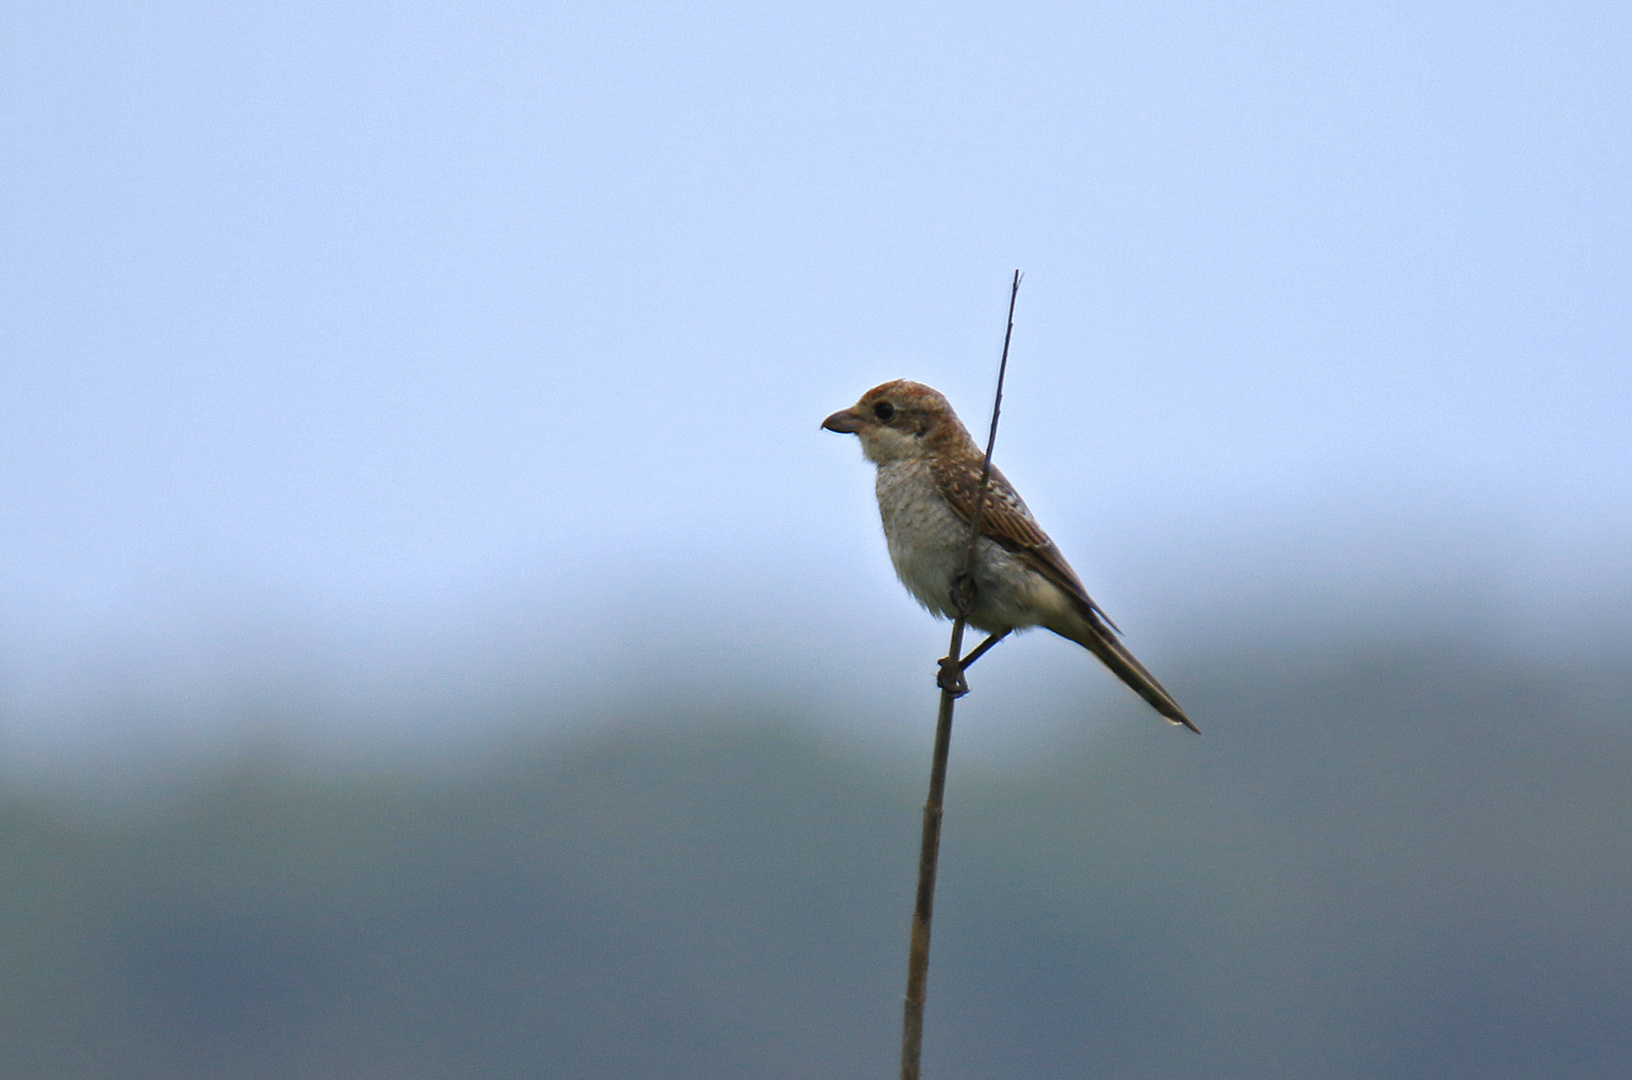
[931,458,1198,732]
[930,458,1107,624]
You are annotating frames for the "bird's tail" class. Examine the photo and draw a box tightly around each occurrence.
[1061,610,1198,733]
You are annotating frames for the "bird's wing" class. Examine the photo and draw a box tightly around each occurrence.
[931,456,1198,732]
[930,457,1120,632]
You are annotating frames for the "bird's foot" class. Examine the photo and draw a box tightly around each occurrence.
[936,656,970,697]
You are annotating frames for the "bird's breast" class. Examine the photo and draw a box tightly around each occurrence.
[873,459,1063,634]
[874,461,977,620]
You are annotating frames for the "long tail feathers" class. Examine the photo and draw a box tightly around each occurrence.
[1066,613,1199,733]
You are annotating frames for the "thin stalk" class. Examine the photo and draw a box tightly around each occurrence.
[900,269,1021,1080]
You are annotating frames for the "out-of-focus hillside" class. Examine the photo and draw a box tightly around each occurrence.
[1,635,1628,1079]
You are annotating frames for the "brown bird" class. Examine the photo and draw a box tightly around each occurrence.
[823,379,1196,732]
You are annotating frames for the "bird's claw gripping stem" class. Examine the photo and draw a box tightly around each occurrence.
[934,629,1011,697]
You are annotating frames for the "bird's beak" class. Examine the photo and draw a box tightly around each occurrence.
[822,408,863,434]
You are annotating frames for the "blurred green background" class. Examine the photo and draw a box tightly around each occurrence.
[4,634,1627,1079]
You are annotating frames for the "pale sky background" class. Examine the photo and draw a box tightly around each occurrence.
[2,0,1629,767]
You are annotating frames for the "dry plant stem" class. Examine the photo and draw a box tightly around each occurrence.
[900,270,1021,1080]
[900,633,963,1080]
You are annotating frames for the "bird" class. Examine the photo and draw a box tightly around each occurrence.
[822,379,1196,732]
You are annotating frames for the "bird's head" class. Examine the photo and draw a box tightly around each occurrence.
[822,380,976,464]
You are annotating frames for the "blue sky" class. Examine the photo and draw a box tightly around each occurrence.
[2,0,1628,762]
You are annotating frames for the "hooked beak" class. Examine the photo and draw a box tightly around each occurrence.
[822,408,863,434]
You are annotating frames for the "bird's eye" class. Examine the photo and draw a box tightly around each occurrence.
[873,402,896,422]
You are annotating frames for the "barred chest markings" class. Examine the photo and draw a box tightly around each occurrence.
[874,459,969,620]
[872,458,1044,632]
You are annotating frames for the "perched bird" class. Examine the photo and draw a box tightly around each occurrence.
[823,379,1196,732]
